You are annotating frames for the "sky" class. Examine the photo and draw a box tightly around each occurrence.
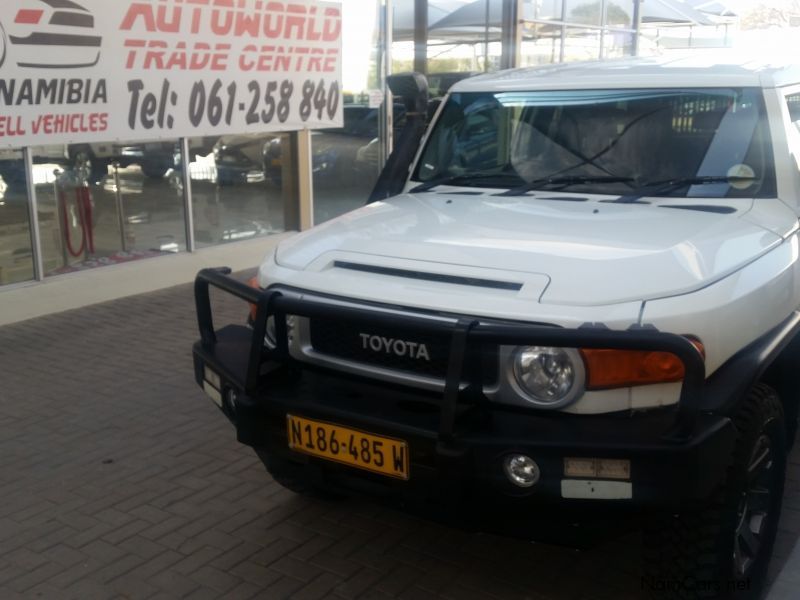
[341,2,381,93]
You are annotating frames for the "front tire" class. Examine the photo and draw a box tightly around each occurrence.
[643,384,786,599]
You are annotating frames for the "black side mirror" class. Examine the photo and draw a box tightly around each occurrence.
[367,72,430,203]
[387,72,429,117]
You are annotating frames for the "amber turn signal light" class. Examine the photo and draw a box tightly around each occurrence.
[580,340,704,390]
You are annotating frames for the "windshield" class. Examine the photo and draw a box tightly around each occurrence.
[413,88,776,198]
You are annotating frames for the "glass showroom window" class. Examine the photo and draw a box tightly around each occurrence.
[564,0,603,27]
[0,148,35,286]
[187,134,290,248]
[313,104,402,224]
[603,0,636,58]
[313,0,386,224]
[31,140,186,277]
[520,0,636,67]
[562,26,605,62]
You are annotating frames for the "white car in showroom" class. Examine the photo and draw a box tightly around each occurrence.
[192,53,800,599]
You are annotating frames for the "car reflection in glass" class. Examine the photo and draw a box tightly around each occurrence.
[212,104,406,188]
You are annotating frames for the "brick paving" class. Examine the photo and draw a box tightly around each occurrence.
[1,279,799,600]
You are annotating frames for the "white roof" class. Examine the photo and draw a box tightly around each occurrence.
[451,51,800,92]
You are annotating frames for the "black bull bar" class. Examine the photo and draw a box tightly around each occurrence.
[194,267,707,443]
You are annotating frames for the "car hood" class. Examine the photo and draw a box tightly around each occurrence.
[275,192,785,306]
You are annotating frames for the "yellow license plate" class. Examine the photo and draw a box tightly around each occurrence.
[286,415,409,480]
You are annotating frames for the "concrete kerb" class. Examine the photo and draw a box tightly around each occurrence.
[0,232,294,327]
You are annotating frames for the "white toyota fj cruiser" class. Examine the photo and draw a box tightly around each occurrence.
[193,53,800,599]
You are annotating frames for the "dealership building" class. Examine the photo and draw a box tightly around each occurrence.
[0,0,732,304]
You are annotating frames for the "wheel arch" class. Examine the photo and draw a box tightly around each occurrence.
[760,330,800,444]
[701,311,800,444]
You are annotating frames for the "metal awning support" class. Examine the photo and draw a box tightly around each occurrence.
[414,0,428,74]
[500,0,522,69]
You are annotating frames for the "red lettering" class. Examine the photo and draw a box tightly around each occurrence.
[124,39,146,69]
[125,40,230,71]
[235,10,260,36]
[191,7,202,33]
[120,3,182,33]
[264,3,284,37]
[305,6,321,41]
[239,44,257,71]
[285,11,304,40]
[143,40,168,70]
[0,116,26,136]
[257,52,273,71]
[211,44,230,71]
[164,42,188,70]
[324,51,337,73]
[121,1,341,44]
[323,7,341,41]
[156,5,182,32]
[308,48,323,71]
[119,4,157,32]
[275,50,290,71]
[29,112,109,134]
[189,43,212,70]
[210,9,233,35]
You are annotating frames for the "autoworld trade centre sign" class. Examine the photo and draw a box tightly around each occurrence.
[0,0,343,147]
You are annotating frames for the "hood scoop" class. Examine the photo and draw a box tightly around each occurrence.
[536,196,588,202]
[658,204,737,214]
[334,261,523,291]
[437,190,484,195]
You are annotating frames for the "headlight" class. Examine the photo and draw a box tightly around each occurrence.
[511,346,584,408]
[264,316,277,349]
[264,315,295,350]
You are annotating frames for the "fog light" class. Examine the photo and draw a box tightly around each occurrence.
[564,457,631,480]
[503,454,540,488]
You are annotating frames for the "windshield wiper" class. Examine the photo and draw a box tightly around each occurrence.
[610,175,756,204]
[408,172,522,193]
[497,175,636,197]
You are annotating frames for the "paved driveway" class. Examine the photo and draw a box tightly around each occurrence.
[1,280,799,599]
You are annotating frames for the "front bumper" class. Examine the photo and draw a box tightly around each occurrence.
[191,269,736,540]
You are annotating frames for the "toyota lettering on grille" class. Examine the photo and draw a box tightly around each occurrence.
[359,333,431,361]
